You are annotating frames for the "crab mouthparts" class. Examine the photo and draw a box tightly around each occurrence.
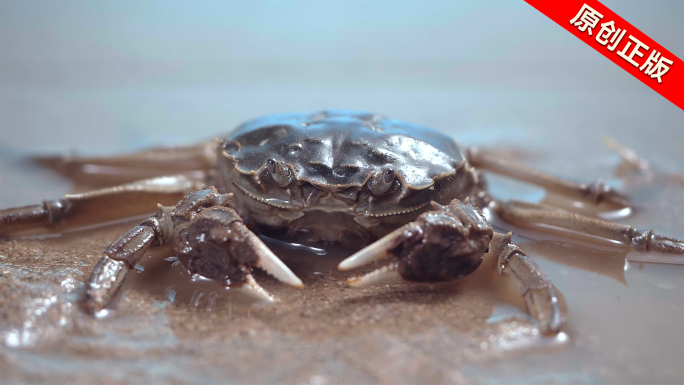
[237,181,431,219]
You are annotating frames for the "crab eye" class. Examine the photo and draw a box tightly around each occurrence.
[267,158,277,173]
[266,158,293,186]
[383,169,395,183]
[369,168,395,195]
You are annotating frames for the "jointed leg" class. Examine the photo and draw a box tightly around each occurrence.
[488,232,566,334]
[602,136,684,184]
[85,208,170,314]
[34,140,218,186]
[466,147,629,207]
[494,200,684,254]
[0,174,203,237]
[85,188,303,314]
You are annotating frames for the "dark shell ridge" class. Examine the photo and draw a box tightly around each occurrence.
[225,110,465,188]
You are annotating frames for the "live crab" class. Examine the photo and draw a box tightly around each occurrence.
[1,110,682,334]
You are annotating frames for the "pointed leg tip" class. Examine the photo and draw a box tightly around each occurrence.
[82,299,99,316]
[539,323,566,337]
[32,155,61,168]
[82,292,114,318]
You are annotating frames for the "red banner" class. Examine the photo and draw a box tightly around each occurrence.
[525,0,683,110]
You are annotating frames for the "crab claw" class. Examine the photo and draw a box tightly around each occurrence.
[249,232,304,288]
[339,200,494,286]
[174,206,303,302]
[346,262,406,287]
[232,274,277,302]
[338,226,404,271]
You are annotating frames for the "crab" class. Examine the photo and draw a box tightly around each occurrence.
[1,110,682,334]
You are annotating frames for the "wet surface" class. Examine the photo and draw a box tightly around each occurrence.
[1,152,683,384]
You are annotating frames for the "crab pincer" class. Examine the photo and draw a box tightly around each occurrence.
[173,205,303,302]
[338,199,567,334]
[84,188,303,314]
[339,200,493,285]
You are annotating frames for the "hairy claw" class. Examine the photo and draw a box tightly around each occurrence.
[174,206,303,291]
[341,199,493,284]
[82,188,301,313]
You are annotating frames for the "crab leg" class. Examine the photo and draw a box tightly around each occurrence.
[84,208,169,315]
[466,147,630,207]
[0,175,202,237]
[602,137,684,184]
[34,140,218,186]
[488,232,567,334]
[494,200,684,254]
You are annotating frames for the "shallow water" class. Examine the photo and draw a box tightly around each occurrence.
[1,151,683,383]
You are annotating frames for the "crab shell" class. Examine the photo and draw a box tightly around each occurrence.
[213,110,481,244]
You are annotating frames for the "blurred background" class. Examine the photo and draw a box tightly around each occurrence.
[0,1,682,383]
[0,0,682,206]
